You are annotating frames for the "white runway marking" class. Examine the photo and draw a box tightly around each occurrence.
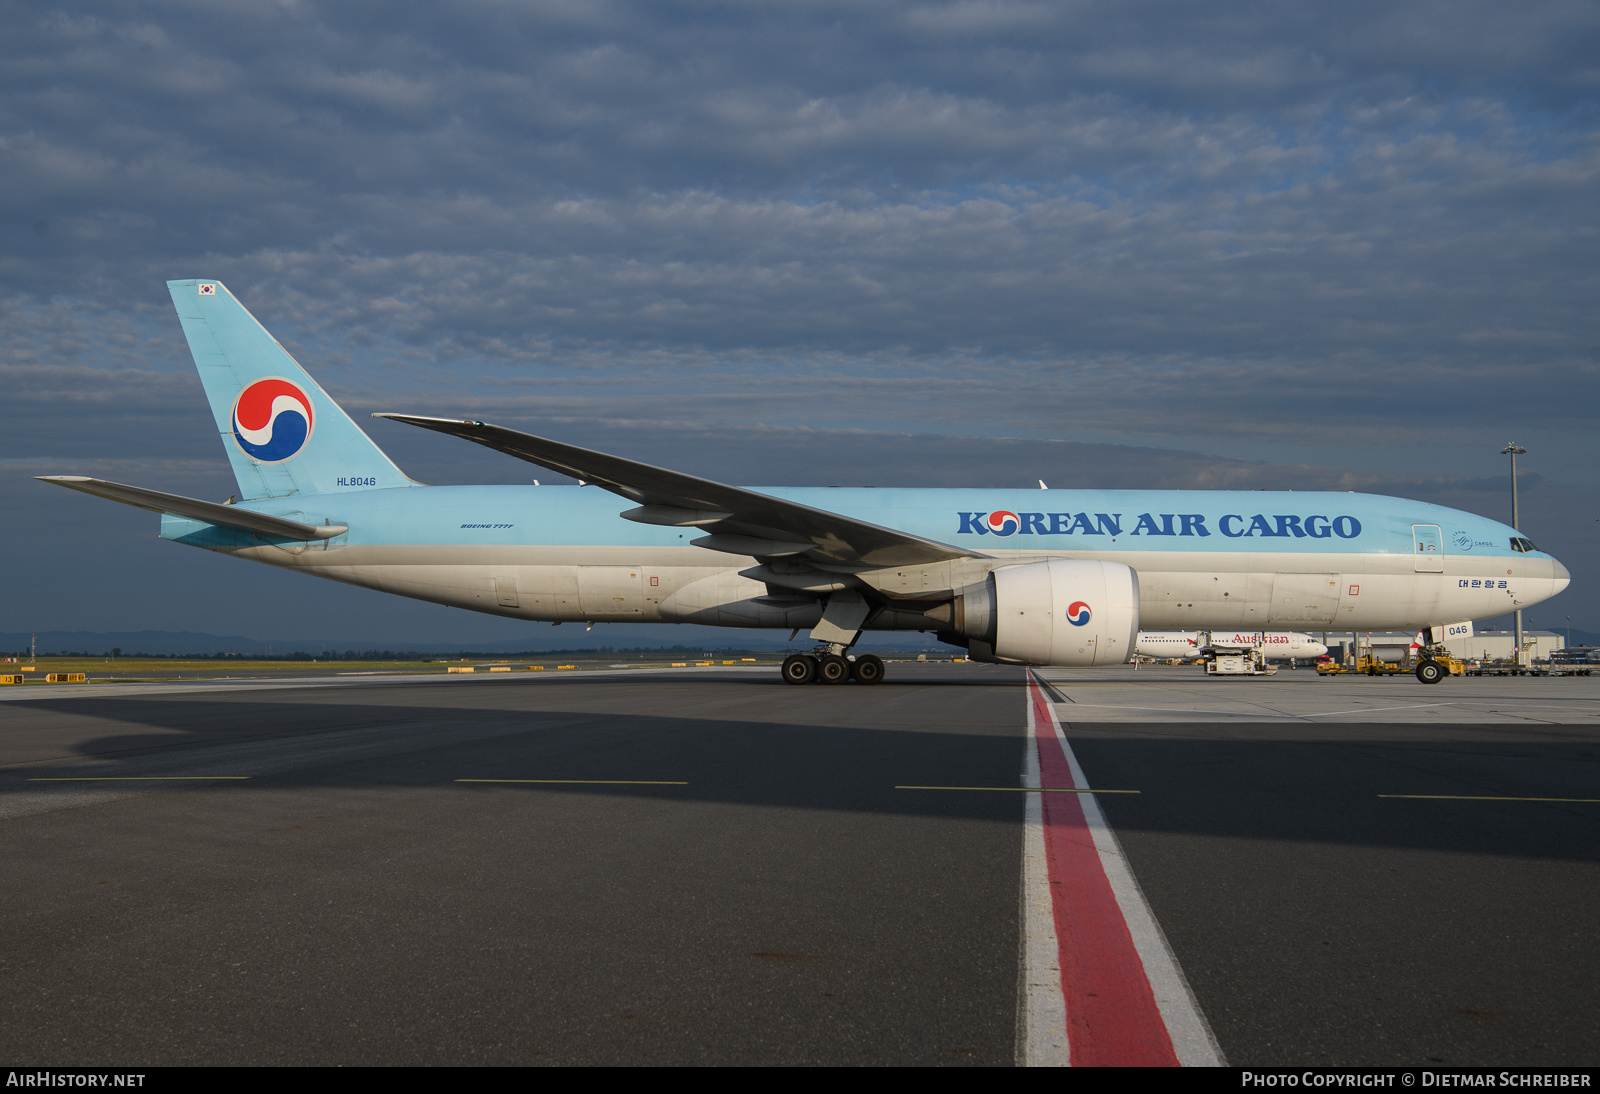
[1298,703,1463,718]
[1047,699,1468,721]
[1020,674,1224,1067]
[1037,677,1225,1066]
[1018,696,1071,1067]
[1047,701,1319,719]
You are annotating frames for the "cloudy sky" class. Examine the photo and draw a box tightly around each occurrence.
[3,0,1596,647]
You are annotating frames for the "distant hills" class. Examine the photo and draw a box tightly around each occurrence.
[0,629,942,658]
[2,630,279,657]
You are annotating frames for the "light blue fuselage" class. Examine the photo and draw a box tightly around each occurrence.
[162,484,1568,634]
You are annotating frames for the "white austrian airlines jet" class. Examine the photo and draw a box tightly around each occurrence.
[40,281,1571,686]
[1136,631,1329,661]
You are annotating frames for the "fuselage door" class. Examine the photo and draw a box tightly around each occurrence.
[1412,524,1444,573]
[1267,573,1340,626]
[579,566,644,617]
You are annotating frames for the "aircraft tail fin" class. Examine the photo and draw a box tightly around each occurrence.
[166,279,413,500]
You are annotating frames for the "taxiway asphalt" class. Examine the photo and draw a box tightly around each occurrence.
[0,663,1025,1065]
[2,663,1598,1065]
[1035,665,1600,1067]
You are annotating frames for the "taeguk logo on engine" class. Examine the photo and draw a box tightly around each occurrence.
[232,378,314,462]
[1065,602,1092,626]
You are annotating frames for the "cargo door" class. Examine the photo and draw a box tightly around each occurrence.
[1412,524,1444,572]
[528,565,582,621]
[579,566,644,617]
[1267,573,1340,626]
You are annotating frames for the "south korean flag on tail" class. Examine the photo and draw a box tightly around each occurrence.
[198,283,216,295]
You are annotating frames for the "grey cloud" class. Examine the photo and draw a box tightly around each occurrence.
[3,0,1596,633]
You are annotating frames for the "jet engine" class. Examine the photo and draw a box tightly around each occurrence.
[942,559,1139,666]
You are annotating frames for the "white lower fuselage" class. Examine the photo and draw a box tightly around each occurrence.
[199,541,1562,635]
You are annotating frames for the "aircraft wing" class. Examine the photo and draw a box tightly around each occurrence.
[36,477,347,540]
[374,415,978,567]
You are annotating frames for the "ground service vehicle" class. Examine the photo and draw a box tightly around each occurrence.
[1318,646,1461,683]
[1202,645,1278,676]
[1412,644,1466,684]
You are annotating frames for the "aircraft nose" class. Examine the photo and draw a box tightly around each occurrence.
[1553,557,1571,595]
[1310,643,1328,657]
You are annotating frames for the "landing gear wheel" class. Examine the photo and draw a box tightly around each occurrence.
[1416,660,1444,684]
[851,654,885,685]
[781,654,817,685]
[818,654,851,684]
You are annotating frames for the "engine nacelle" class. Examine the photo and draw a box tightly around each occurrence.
[953,559,1139,666]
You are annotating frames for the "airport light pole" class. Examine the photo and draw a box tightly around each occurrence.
[1502,444,1525,528]
[1503,443,1527,664]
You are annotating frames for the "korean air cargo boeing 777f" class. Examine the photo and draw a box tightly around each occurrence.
[41,280,1571,685]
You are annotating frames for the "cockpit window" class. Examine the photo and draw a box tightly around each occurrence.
[1509,537,1539,553]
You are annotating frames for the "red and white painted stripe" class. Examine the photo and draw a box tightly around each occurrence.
[1020,671,1224,1067]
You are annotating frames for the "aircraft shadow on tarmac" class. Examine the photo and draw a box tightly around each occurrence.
[7,676,1600,865]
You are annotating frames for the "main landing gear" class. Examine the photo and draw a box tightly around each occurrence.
[781,651,885,685]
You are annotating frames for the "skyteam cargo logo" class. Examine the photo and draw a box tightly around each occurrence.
[984,510,1020,536]
[232,378,314,463]
[1065,602,1091,626]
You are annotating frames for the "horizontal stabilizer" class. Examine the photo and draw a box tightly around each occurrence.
[373,414,977,567]
[37,477,347,540]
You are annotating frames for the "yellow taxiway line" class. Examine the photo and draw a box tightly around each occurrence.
[1379,794,1600,803]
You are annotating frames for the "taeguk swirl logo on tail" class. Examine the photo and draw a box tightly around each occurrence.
[1065,602,1092,626]
[232,378,314,462]
[986,510,1020,536]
